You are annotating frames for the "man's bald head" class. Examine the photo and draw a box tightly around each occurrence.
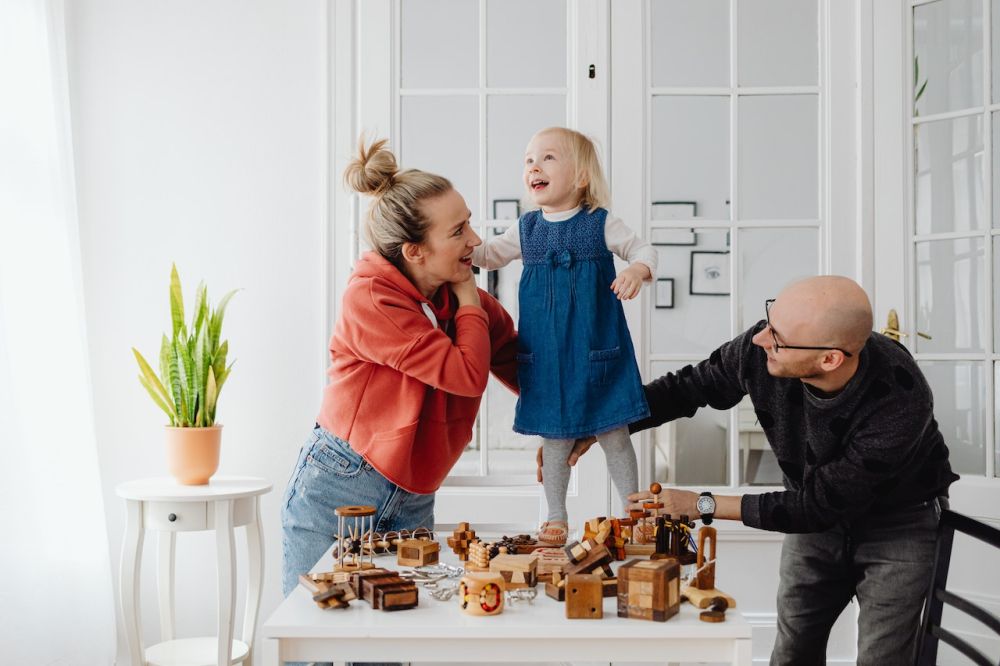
[777,276,873,354]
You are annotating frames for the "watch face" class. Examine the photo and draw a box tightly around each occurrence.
[697,496,715,514]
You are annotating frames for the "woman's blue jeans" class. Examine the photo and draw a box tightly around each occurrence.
[281,425,435,597]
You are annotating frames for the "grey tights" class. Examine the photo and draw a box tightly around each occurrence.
[541,425,638,522]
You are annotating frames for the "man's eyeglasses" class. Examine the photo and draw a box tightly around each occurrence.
[764,299,853,358]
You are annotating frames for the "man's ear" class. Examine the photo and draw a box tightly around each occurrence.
[819,351,846,373]
[400,241,424,266]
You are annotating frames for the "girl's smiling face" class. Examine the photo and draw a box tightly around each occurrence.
[523,131,586,213]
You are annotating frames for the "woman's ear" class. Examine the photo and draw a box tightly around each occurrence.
[401,241,424,265]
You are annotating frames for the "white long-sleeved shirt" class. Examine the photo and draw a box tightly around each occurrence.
[471,206,658,278]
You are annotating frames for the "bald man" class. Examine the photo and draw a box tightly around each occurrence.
[558,276,958,665]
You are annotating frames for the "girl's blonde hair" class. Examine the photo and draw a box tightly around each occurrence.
[343,136,452,267]
[532,127,611,212]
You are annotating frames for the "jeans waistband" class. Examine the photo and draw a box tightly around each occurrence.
[870,495,947,515]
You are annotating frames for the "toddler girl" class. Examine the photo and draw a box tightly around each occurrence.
[473,127,655,544]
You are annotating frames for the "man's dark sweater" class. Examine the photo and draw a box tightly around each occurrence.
[630,322,959,533]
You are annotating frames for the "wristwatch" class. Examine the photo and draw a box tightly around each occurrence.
[696,491,716,525]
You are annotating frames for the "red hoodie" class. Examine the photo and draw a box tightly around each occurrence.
[317,252,518,494]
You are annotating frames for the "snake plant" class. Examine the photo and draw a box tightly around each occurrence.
[132,264,237,427]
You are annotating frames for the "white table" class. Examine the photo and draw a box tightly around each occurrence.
[263,551,752,664]
[117,476,272,666]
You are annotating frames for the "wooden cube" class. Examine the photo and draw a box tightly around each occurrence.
[565,573,603,619]
[397,538,440,567]
[489,553,538,589]
[616,558,680,622]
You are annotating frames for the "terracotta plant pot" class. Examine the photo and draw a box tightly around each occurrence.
[165,425,222,485]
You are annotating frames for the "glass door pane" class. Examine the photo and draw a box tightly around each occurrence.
[649,228,731,355]
[913,0,983,116]
[915,237,986,353]
[651,96,730,220]
[919,361,987,473]
[401,0,479,88]
[486,0,566,88]
[650,361,730,486]
[915,115,984,235]
[651,0,729,87]
[738,0,818,87]
[738,95,819,219]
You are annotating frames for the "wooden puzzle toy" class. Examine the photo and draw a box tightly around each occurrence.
[332,505,376,572]
[682,526,736,609]
[565,573,603,619]
[298,572,356,609]
[489,553,538,589]
[397,538,440,567]
[458,572,505,616]
[447,522,477,560]
[617,558,680,622]
[349,567,419,611]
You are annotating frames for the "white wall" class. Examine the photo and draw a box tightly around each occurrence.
[66,1,328,661]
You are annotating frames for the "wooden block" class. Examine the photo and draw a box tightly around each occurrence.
[563,543,613,577]
[563,541,589,563]
[375,582,419,611]
[565,573,603,619]
[348,568,393,596]
[617,558,680,622]
[682,584,737,609]
[532,547,570,577]
[489,554,538,589]
[624,543,656,557]
[602,577,618,598]
[397,538,439,567]
[545,580,566,601]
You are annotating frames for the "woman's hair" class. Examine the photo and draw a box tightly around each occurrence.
[343,136,453,266]
[532,127,611,212]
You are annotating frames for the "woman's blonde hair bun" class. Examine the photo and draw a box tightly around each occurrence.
[343,136,398,196]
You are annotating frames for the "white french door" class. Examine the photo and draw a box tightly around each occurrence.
[337,0,612,530]
[871,2,1000,660]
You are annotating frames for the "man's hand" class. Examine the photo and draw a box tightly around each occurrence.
[626,487,743,522]
[610,264,650,300]
[536,436,598,483]
[626,488,699,518]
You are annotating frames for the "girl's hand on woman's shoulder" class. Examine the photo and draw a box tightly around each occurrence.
[452,274,482,308]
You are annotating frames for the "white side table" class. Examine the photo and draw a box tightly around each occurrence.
[117,477,272,666]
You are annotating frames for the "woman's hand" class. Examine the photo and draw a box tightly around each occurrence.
[610,264,650,300]
[451,274,481,308]
[536,436,597,483]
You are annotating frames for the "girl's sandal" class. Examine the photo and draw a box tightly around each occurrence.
[537,520,569,546]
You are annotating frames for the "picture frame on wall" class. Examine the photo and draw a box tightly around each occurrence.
[492,198,521,220]
[650,228,697,246]
[655,278,675,308]
[651,200,697,220]
[690,251,730,296]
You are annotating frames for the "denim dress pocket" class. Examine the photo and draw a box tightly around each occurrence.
[306,429,369,478]
[588,346,621,386]
[516,352,534,387]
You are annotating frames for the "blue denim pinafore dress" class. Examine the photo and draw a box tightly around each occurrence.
[513,207,649,438]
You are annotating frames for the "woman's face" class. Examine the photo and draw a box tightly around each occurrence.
[406,188,481,297]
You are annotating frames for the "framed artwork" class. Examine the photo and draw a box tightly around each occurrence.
[655,278,675,308]
[651,228,697,246]
[492,198,521,220]
[651,200,697,220]
[689,251,730,296]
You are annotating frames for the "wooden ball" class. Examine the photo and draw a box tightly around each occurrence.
[650,482,662,495]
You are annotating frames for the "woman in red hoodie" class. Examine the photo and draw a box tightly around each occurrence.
[281,138,518,596]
